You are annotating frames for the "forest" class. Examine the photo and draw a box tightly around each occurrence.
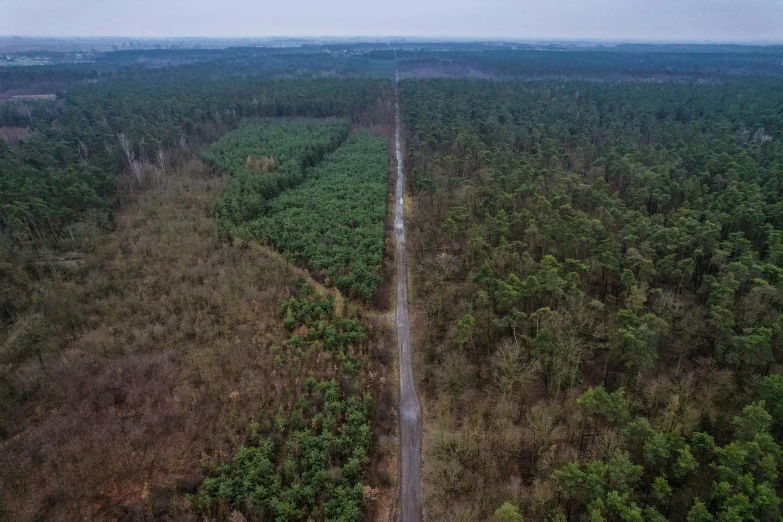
[1,41,783,521]
[203,119,389,300]
[205,119,351,224]
[0,74,387,259]
[401,77,783,520]
[391,48,783,79]
[248,133,389,301]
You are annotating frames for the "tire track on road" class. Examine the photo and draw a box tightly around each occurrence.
[394,68,423,522]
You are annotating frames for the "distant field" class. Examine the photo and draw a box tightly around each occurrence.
[0,59,52,66]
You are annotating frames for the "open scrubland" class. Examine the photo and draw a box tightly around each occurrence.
[0,146,395,521]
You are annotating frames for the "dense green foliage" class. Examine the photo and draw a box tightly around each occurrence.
[401,77,783,520]
[250,133,389,301]
[403,77,783,358]
[203,119,349,176]
[0,138,114,239]
[403,77,783,368]
[60,76,384,148]
[198,286,372,521]
[3,41,780,252]
[207,119,349,223]
[555,384,783,521]
[206,120,388,301]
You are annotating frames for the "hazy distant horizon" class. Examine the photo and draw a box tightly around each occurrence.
[1,36,782,47]
[2,0,782,44]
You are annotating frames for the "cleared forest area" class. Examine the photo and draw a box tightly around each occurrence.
[0,59,395,521]
[194,119,393,519]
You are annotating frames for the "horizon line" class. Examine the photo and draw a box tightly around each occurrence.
[2,35,783,46]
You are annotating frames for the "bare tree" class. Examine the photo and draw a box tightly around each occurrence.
[156,149,166,175]
[77,139,90,164]
[492,338,537,397]
[19,104,33,126]
[118,133,144,183]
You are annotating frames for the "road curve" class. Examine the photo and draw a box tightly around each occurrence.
[394,70,423,522]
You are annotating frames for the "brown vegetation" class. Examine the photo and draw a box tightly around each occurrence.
[404,171,744,522]
[245,155,278,173]
[0,126,35,145]
[0,148,395,521]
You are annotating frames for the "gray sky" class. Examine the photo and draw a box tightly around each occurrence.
[1,0,782,42]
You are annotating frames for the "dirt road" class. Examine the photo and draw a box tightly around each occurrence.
[394,70,423,522]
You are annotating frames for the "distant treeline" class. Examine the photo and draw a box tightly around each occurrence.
[390,48,783,78]
[4,43,782,99]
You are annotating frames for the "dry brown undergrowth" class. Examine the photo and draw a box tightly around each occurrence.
[0,153,394,521]
[1,157,292,520]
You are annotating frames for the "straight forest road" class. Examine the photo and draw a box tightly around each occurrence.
[394,69,423,522]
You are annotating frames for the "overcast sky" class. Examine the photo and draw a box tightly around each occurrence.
[1,0,782,42]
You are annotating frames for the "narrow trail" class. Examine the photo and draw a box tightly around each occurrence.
[394,68,423,522]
